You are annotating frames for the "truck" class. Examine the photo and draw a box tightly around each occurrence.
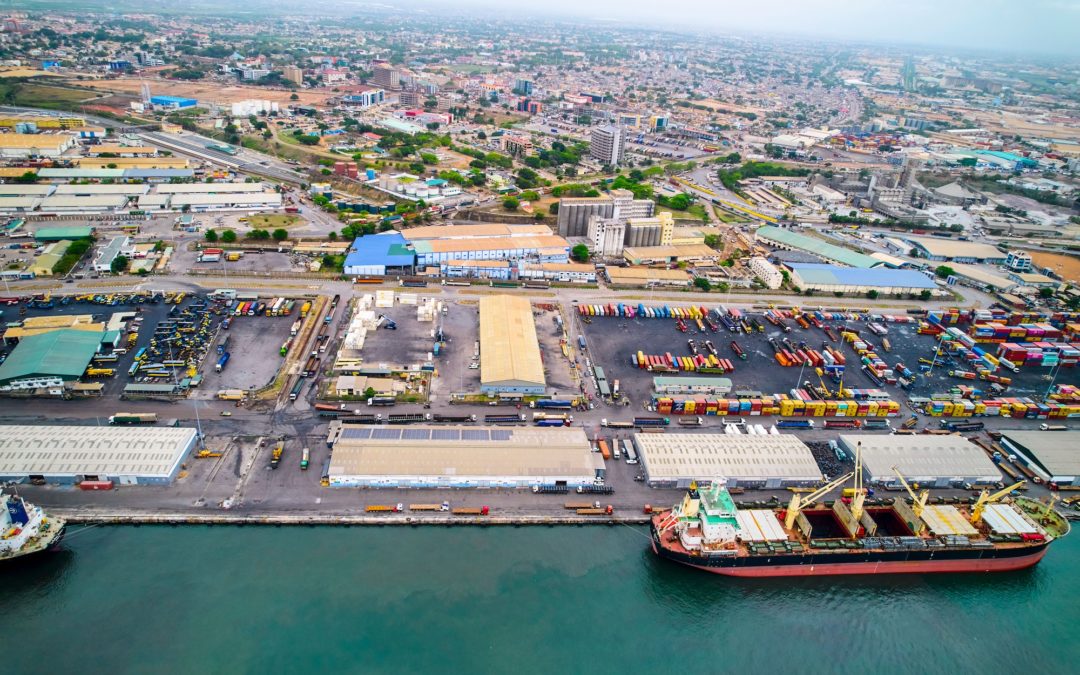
[775,419,814,429]
[823,419,861,429]
[862,419,891,430]
[484,414,526,424]
[108,412,157,425]
[730,341,746,360]
[601,419,634,429]
[217,389,245,401]
[365,503,404,513]
[1040,424,1068,431]
[367,396,396,407]
[289,377,305,401]
[300,301,312,318]
[533,412,571,422]
[597,439,611,460]
[677,416,704,427]
[535,418,570,427]
[269,443,283,469]
[578,335,587,350]
[633,417,669,427]
[217,335,231,355]
[940,420,985,432]
[387,413,432,424]
[215,352,230,372]
[433,414,478,423]
[300,448,310,470]
[530,399,575,409]
[451,506,490,515]
[532,485,569,494]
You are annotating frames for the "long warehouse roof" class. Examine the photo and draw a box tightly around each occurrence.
[755,226,881,268]
[401,223,552,240]
[0,425,197,478]
[634,433,822,481]
[329,425,598,478]
[839,434,1002,480]
[413,235,567,255]
[479,295,545,389]
[1000,431,1080,478]
[787,263,937,289]
[0,328,102,383]
[155,182,267,193]
[905,237,1004,259]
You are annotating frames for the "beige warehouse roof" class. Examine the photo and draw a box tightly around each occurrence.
[0,133,74,149]
[155,182,267,194]
[402,223,552,240]
[839,434,1002,481]
[479,294,545,389]
[53,183,149,196]
[329,425,597,478]
[606,267,689,282]
[0,425,197,478]
[907,237,1004,259]
[420,234,567,254]
[635,433,822,481]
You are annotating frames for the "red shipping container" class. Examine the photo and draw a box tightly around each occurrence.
[79,480,114,491]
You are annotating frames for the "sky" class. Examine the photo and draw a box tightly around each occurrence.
[416,0,1080,56]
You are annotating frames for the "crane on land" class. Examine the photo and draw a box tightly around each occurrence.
[892,465,930,534]
[970,480,1027,525]
[784,472,854,530]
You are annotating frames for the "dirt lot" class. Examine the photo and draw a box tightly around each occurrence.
[575,308,1062,410]
[1026,250,1080,286]
[196,310,295,396]
[70,77,333,107]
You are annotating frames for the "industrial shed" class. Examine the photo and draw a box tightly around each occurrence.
[785,263,938,295]
[755,226,881,268]
[479,294,545,394]
[327,424,602,488]
[839,434,1002,488]
[633,433,822,489]
[167,192,282,211]
[1000,431,1080,485]
[905,237,1006,264]
[39,194,128,212]
[0,425,198,485]
[343,231,416,276]
[0,329,102,391]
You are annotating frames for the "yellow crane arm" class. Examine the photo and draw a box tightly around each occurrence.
[971,480,1027,524]
[785,472,853,530]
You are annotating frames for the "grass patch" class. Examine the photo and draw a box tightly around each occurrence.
[244,213,303,229]
[0,82,96,109]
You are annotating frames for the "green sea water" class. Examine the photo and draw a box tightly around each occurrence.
[4,525,1078,674]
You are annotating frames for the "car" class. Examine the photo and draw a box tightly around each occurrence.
[220,411,232,416]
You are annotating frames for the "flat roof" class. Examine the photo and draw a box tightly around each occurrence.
[0,196,41,209]
[755,226,881,268]
[653,376,732,389]
[329,425,597,479]
[155,182,266,194]
[401,223,552,240]
[0,184,55,196]
[168,192,281,206]
[949,264,1014,290]
[344,231,415,268]
[787,263,936,289]
[40,194,127,208]
[34,225,94,239]
[88,145,158,155]
[838,434,1002,481]
[0,425,197,478]
[37,168,126,179]
[623,244,718,260]
[53,184,149,196]
[0,329,103,384]
[413,235,567,255]
[635,433,822,481]
[906,237,1004,259]
[480,295,545,388]
[606,267,689,282]
[0,133,73,149]
[1001,431,1080,478]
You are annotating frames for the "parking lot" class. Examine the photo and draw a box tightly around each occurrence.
[195,309,296,397]
[575,308,1062,412]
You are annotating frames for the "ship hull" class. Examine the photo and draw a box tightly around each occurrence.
[0,522,66,564]
[651,522,1051,577]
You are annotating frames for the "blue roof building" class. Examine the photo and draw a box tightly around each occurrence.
[785,263,937,295]
[150,95,197,109]
[343,232,416,276]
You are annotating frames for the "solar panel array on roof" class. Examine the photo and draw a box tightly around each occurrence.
[431,429,460,441]
[490,429,512,441]
[462,429,489,441]
[341,428,372,440]
[371,428,401,440]
[402,428,431,441]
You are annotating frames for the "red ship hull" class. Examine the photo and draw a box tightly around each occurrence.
[651,540,1048,577]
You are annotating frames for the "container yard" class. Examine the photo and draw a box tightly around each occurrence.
[575,303,1080,424]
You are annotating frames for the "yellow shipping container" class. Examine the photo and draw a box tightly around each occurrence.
[867,402,879,416]
[780,400,794,416]
[941,402,954,416]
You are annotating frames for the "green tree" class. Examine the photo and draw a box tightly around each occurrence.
[272,228,289,242]
[14,171,38,183]
[693,277,712,292]
[934,265,955,279]
[328,231,338,241]
[703,234,720,249]
[570,244,590,263]
[204,229,218,243]
[110,255,129,274]
[1039,287,1054,299]
[866,289,879,299]
[220,229,237,243]
[363,387,376,400]
[290,93,299,101]
[502,196,520,211]
[520,190,540,202]
[919,289,932,301]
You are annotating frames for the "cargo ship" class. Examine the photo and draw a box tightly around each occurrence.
[650,452,1069,577]
[1,492,66,563]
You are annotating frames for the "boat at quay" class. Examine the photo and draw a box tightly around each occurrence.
[1,492,66,563]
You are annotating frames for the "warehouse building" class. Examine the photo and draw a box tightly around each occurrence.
[343,231,416,276]
[40,194,129,212]
[633,433,822,488]
[838,434,1002,488]
[0,132,77,158]
[755,226,881,268]
[412,235,569,267]
[605,266,689,287]
[33,225,95,242]
[905,237,1006,264]
[785,263,938,295]
[150,95,197,110]
[155,182,268,194]
[167,192,282,211]
[480,294,545,394]
[0,329,103,391]
[1000,431,1080,486]
[0,425,198,485]
[326,424,603,488]
[53,183,150,197]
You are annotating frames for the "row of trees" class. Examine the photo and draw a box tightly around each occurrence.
[205,228,288,243]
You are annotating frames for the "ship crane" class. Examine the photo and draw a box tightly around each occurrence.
[970,480,1027,525]
[784,472,854,530]
[892,465,930,534]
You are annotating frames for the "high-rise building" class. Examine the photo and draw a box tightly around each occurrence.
[282,65,303,86]
[372,65,402,89]
[398,91,420,107]
[590,125,625,166]
[556,190,657,240]
[514,78,534,96]
[749,257,784,289]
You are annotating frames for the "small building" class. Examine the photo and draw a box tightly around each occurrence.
[517,261,596,283]
[621,244,718,266]
[839,434,1002,488]
[480,294,545,394]
[1005,251,1033,272]
[633,433,822,489]
[748,256,783,289]
[605,266,689,287]
[755,226,882,268]
[343,232,416,276]
[0,132,77,158]
[1000,431,1080,486]
[440,259,513,280]
[333,375,397,397]
[905,237,1006,264]
[0,329,103,391]
[93,236,131,272]
[1008,272,1060,290]
[947,264,1016,293]
[0,425,198,485]
[327,424,602,488]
